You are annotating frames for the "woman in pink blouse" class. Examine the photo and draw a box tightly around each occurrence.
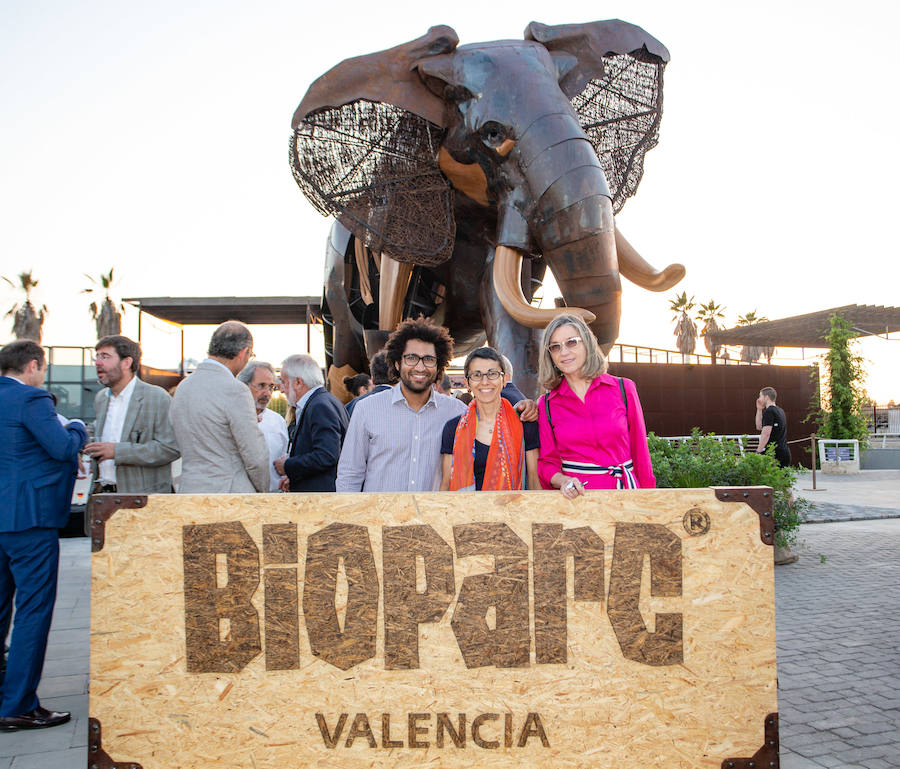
[537,313,655,498]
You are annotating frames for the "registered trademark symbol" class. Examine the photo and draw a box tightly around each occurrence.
[683,508,711,536]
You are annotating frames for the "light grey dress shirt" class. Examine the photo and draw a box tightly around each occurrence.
[293,385,322,426]
[336,383,466,492]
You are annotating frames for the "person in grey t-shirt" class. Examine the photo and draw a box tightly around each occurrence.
[336,318,465,492]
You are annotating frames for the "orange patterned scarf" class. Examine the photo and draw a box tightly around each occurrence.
[450,398,525,491]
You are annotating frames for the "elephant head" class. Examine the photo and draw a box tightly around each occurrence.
[290,20,685,348]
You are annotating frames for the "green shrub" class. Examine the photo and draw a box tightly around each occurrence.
[648,429,807,547]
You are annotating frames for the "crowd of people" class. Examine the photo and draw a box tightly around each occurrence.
[0,310,793,730]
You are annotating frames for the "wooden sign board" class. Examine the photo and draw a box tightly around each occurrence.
[89,489,779,769]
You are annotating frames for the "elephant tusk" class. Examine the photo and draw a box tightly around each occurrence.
[494,245,596,328]
[614,227,686,292]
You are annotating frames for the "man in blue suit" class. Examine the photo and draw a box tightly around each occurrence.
[274,354,348,492]
[0,341,87,730]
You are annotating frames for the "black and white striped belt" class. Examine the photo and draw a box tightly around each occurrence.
[561,459,637,490]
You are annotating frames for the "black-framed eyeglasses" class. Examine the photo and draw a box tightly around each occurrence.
[547,336,583,355]
[402,353,438,368]
[466,369,503,382]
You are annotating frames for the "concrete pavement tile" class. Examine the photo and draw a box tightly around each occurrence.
[830,726,862,738]
[779,751,828,769]
[836,745,894,761]
[795,739,854,759]
[863,759,898,769]
[852,719,900,736]
[43,642,89,661]
[848,732,900,748]
[67,718,86,748]
[786,730,836,749]
[47,614,89,631]
[781,723,819,737]
[35,674,88,698]
[0,719,77,757]
[9,747,84,769]
[44,629,88,646]
[40,657,89,678]
[810,756,860,769]
[808,714,865,730]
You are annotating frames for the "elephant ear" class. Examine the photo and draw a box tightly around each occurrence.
[290,27,459,267]
[526,20,670,214]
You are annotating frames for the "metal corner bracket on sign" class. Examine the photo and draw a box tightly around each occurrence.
[89,493,148,553]
[88,717,143,769]
[721,712,779,768]
[712,487,775,546]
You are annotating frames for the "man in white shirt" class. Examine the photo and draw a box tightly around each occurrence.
[237,361,288,492]
[84,336,179,494]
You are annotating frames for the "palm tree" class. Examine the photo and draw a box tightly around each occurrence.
[3,270,47,342]
[736,310,769,363]
[669,291,697,357]
[696,300,725,364]
[83,269,125,339]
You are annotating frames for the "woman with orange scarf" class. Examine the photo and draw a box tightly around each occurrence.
[439,347,540,491]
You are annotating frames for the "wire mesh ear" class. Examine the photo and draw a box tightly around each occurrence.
[291,101,455,267]
[571,48,666,214]
[526,20,669,214]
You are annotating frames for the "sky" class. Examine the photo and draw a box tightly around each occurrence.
[2,0,898,401]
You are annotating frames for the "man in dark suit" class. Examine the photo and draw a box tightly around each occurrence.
[0,341,87,730]
[274,354,348,492]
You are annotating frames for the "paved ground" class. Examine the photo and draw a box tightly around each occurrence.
[2,472,898,768]
[794,470,900,523]
[0,540,89,769]
[777,519,900,768]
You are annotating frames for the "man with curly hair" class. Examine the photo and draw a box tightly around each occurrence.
[336,318,466,492]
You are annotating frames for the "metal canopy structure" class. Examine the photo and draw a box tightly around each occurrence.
[123,296,322,326]
[710,304,900,349]
[124,296,324,376]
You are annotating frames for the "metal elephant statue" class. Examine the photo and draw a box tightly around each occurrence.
[290,20,685,399]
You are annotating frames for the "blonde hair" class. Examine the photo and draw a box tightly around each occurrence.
[538,313,608,391]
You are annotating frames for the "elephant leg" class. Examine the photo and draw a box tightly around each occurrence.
[480,249,542,399]
[324,222,368,402]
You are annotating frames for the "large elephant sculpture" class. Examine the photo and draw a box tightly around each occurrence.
[290,20,685,399]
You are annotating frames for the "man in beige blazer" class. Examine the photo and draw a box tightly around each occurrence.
[85,335,180,494]
[170,322,269,493]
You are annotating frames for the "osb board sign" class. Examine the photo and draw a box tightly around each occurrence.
[90,490,777,768]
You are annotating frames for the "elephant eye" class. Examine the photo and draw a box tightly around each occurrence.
[480,121,508,148]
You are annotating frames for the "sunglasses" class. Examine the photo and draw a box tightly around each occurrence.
[547,336,583,355]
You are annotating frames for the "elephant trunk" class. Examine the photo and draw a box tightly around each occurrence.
[493,114,622,346]
[543,224,621,348]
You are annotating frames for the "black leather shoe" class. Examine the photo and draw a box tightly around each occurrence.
[0,706,71,731]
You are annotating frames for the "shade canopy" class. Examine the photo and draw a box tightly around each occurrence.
[124,296,322,326]
[710,305,900,348]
